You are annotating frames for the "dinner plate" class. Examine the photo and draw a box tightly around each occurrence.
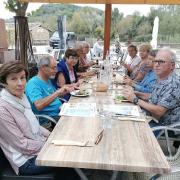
[70,90,91,97]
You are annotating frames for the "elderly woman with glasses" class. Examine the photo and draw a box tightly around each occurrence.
[54,49,82,100]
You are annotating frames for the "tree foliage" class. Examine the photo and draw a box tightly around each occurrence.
[5,0,28,16]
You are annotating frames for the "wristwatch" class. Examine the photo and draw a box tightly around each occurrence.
[133,97,139,104]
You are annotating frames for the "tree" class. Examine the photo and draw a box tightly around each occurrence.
[4,0,33,68]
[5,0,28,16]
[111,8,123,39]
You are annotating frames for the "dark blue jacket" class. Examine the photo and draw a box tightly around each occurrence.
[52,58,78,101]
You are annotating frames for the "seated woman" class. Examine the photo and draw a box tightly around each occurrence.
[81,41,96,68]
[130,43,152,82]
[74,42,96,78]
[54,49,82,100]
[0,61,78,179]
[123,49,158,93]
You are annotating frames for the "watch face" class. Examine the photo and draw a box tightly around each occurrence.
[133,97,139,104]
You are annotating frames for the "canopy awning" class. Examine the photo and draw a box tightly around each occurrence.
[20,0,180,4]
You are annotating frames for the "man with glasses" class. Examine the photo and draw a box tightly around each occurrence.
[25,55,72,128]
[123,48,180,127]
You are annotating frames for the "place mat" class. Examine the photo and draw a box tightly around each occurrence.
[59,102,96,117]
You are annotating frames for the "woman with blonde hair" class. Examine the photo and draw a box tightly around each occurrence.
[130,43,152,81]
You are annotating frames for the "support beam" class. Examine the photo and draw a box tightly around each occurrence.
[103,4,111,59]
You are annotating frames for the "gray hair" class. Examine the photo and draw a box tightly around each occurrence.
[82,41,90,48]
[158,48,176,62]
[37,55,53,69]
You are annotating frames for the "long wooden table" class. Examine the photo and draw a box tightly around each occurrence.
[36,84,170,178]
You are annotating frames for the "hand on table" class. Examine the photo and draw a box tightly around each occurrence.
[123,75,133,86]
[57,85,75,96]
[122,87,136,102]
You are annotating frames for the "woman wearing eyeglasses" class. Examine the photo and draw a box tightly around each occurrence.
[54,49,82,100]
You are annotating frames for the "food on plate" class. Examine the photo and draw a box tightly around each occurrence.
[76,89,89,96]
[114,95,127,103]
[115,95,126,101]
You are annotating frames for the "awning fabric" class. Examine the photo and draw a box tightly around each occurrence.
[19,0,180,4]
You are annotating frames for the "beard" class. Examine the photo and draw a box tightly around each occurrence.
[50,76,55,79]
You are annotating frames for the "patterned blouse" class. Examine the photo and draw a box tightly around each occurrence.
[130,61,150,80]
[149,73,180,125]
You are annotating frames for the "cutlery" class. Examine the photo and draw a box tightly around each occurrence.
[95,130,104,145]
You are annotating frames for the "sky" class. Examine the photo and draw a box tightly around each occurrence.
[0,0,158,19]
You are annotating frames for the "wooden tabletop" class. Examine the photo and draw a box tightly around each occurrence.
[36,85,170,174]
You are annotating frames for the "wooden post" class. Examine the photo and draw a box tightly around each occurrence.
[103,4,112,59]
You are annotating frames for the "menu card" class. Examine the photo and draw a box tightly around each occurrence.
[102,105,140,117]
[59,103,96,117]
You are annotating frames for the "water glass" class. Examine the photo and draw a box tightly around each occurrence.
[98,108,112,129]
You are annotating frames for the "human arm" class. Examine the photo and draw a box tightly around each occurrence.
[133,62,149,82]
[134,91,150,101]
[137,99,168,120]
[133,76,156,93]
[34,86,71,111]
[77,71,96,79]
[121,62,132,73]
[133,72,145,82]
[57,72,66,87]
[0,107,44,155]
[123,88,168,120]
[123,75,134,86]
[88,60,96,66]
[123,78,153,93]
[39,126,50,138]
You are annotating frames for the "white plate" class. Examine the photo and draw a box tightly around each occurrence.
[70,90,91,97]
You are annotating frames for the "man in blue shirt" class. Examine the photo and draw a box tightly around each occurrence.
[26,55,72,127]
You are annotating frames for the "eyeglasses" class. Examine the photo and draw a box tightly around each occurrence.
[69,56,78,60]
[44,65,57,70]
[153,59,166,65]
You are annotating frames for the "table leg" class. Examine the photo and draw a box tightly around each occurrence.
[74,168,89,180]
[111,171,119,180]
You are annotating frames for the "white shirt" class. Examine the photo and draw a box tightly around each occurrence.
[126,55,141,69]
[92,42,103,57]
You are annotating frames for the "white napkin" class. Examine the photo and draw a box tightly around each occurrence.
[51,129,104,147]
[51,140,91,147]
